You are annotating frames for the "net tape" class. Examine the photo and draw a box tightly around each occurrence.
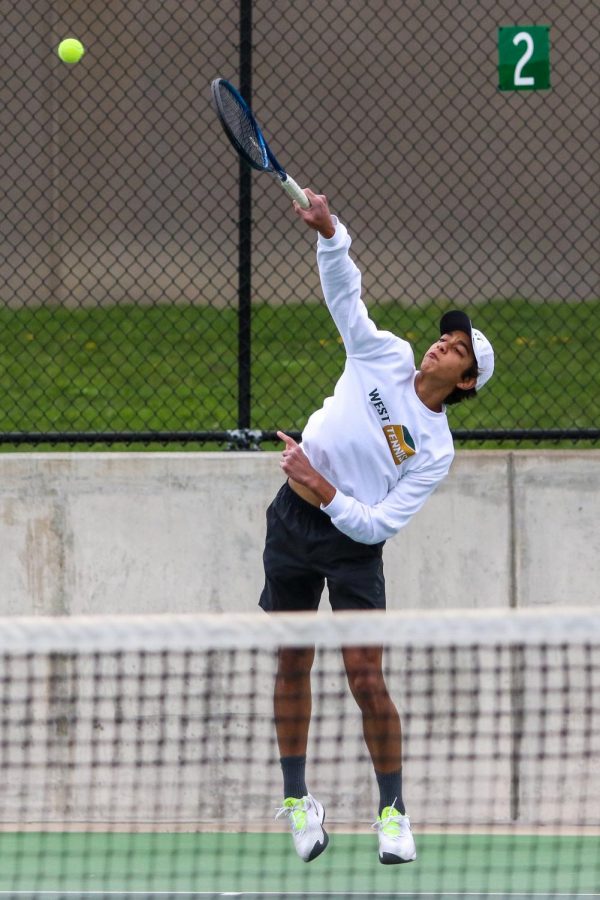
[0,606,598,654]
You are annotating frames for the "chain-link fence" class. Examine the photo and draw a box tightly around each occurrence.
[1,0,598,448]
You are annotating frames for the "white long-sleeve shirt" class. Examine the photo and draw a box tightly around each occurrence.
[300,218,454,544]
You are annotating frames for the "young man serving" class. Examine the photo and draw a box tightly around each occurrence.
[260,189,494,864]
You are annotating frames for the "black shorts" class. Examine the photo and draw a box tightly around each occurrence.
[259,481,386,612]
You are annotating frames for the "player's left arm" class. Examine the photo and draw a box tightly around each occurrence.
[321,465,450,544]
[278,431,452,545]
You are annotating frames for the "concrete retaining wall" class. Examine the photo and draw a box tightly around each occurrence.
[1,450,598,615]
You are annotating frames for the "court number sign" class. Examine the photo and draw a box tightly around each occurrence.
[498,26,550,91]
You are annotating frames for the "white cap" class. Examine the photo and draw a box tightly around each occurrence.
[440,310,494,391]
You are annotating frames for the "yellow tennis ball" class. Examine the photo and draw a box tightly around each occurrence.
[58,38,85,64]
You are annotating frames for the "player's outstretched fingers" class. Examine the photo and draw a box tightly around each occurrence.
[277,430,297,449]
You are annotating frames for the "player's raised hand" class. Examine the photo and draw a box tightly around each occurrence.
[293,190,336,239]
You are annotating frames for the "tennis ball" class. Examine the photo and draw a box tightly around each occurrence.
[57,38,85,64]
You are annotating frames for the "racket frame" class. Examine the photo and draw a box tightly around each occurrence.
[211,78,309,209]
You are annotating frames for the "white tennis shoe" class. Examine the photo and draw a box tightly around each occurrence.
[372,805,417,864]
[275,792,329,862]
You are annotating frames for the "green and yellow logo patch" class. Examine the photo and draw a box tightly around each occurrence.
[383,424,416,465]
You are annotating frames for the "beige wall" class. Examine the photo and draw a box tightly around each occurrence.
[0,449,598,615]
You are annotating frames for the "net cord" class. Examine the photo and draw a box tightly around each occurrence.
[0,607,597,655]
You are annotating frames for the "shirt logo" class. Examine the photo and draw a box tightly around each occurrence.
[369,388,416,465]
[383,424,416,465]
[368,387,390,423]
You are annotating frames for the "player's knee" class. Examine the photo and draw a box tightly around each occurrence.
[346,664,388,711]
[277,647,315,679]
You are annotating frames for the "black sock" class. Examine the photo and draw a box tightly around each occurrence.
[376,768,405,815]
[280,755,308,799]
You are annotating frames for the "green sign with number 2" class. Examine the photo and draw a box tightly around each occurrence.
[498,26,550,91]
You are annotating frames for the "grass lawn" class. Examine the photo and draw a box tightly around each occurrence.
[0,299,598,450]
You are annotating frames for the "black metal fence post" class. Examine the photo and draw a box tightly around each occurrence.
[237,0,253,432]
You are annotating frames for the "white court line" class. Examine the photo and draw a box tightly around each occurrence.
[0,890,599,897]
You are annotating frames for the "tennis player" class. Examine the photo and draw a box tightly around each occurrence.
[261,189,494,864]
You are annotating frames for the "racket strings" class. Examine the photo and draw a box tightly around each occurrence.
[218,87,267,169]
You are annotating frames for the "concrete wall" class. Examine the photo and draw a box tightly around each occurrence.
[1,450,598,615]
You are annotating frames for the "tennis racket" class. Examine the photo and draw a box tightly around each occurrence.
[210,78,310,209]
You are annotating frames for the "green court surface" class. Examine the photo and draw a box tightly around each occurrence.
[0,895,597,900]
[0,831,598,899]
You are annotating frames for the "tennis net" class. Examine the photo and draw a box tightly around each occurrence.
[0,607,598,899]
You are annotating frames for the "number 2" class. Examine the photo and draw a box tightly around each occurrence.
[513,32,535,86]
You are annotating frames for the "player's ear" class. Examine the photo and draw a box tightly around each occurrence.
[456,374,477,391]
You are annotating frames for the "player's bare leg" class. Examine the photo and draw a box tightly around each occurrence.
[342,645,401,773]
[274,646,315,757]
[274,646,328,862]
[342,645,416,864]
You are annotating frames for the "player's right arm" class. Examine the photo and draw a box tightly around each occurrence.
[294,190,398,359]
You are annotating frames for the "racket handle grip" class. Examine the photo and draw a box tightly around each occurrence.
[279,174,310,209]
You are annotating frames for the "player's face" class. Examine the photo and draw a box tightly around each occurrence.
[420,330,477,388]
